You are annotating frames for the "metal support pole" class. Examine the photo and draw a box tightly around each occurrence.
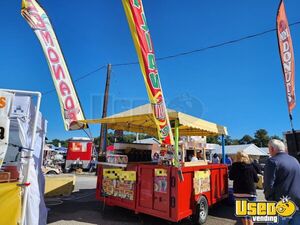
[289,113,299,155]
[222,134,225,164]
[99,64,112,156]
[175,119,179,159]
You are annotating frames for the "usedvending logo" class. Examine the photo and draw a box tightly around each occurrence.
[235,197,296,223]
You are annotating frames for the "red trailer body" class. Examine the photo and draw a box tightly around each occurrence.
[96,163,228,223]
[66,141,93,161]
[65,138,93,170]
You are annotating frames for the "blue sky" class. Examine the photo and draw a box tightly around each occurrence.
[1,0,300,141]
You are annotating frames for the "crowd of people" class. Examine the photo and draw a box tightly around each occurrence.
[188,140,300,225]
[229,139,300,225]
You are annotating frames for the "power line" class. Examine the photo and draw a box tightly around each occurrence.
[43,20,300,96]
[114,20,300,64]
[43,65,107,95]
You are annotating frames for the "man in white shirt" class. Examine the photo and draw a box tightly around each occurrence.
[191,153,198,162]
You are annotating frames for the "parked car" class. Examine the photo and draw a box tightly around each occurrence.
[42,166,61,175]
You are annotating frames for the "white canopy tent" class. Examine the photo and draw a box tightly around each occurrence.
[212,144,268,156]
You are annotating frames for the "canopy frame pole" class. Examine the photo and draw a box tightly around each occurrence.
[221,134,225,164]
[99,64,112,156]
[175,119,179,161]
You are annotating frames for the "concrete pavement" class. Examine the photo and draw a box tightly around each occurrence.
[47,175,266,225]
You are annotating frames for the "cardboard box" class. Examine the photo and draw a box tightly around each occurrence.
[0,172,10,183]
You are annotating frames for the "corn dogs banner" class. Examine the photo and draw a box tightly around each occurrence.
[277,0,296,113]
[122,0,174,145]
[21,0,87,130]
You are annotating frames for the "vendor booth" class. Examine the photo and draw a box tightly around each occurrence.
[0,89,47,225]
[81,104,228,224]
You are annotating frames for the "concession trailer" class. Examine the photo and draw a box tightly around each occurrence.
[65,137,94,172]
[81,104,228,224]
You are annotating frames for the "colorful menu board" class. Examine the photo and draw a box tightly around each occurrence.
[102,169,136,201]
[154,169,168,193]
[194,170,211,194]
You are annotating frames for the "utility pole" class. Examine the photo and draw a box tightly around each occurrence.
[99,64,112,156]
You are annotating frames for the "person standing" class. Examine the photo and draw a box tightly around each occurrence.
[212,153,220,164]
[229,151,258,225]
[264,139,300,225]
[88,157,97,173]
[225,154,233,165]
[221,154,233,170]
[252,159,263,175]
[190,153,198,162]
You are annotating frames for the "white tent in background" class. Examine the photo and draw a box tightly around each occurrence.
[212,144,268,156]
[133,137,160,145]
[260,147,270,155]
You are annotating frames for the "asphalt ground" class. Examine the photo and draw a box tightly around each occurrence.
[47,175,266,225]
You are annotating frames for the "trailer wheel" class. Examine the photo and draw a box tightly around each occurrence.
[194,196,208,225]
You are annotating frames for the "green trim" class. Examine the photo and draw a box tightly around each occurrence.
[133,0,140,8]
[175,119,179,164]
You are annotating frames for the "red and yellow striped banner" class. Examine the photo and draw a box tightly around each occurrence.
[122,0,174,145]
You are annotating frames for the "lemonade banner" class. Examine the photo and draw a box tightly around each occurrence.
[21,0,87,130]
[122,0,174,145]
[277,0,296,113]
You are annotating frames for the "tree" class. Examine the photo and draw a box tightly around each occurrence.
[254,129,270,147]
[93,132,154,147]
[224,136,239,145]
[206,135,221,144]
[269,135,283,142]
[239,135,254,145]
[49,139,68,147]
[231,139,240,145]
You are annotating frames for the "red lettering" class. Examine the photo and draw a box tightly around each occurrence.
[48,47,59,63]
[65,96,75,110]
[53,64,65,80]
[59,81,71,96]
[30,11,46,29]
[40,31,54,47]
[67,111,77,121]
